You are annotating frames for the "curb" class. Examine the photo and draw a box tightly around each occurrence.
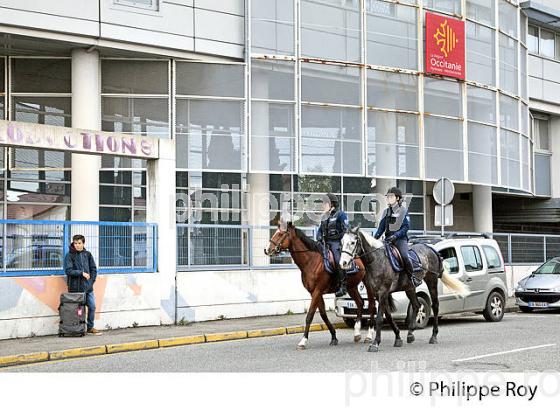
[0,321,349,369]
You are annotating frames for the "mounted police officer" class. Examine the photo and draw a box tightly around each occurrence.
[374,187,422,287]
[316,193,350,297]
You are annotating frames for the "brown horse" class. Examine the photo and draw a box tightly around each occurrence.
[264,221,376,350]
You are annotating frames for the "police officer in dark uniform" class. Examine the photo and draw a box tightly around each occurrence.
[374,187,422,287]
[316,193,350,297]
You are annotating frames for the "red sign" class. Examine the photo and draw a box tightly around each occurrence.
[425,12,465,80]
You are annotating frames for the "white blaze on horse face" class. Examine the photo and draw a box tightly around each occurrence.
[339,233,354,268]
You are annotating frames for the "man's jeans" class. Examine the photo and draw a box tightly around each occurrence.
[85,291,96,330]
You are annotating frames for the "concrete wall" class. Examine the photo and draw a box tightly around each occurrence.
[0,0,245,59]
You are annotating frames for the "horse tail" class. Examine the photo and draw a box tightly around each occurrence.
[440,262,470,299]
[387,293,397,313]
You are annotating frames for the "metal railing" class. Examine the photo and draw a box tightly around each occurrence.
[176,225,560,270]
[176,224,315,270]
[0,219,157,277]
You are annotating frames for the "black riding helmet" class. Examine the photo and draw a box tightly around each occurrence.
[323,193,339,208]
[386,187,403,200]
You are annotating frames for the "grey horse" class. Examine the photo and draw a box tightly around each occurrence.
[339,227,470,352]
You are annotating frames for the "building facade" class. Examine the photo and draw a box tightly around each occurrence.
[0,0,558,337]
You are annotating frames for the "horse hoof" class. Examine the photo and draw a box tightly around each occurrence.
[394,339,403,348]
[364,337,372,344]
[330,339,339,346]
[297,345,306,350]
[354,335,361,343]
[407,334,415,344]
[429,337,438,344]
[368,344,379,353]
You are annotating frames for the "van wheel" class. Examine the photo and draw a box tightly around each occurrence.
[483,291,505,322]
[519,306,533,313]
[408,295,431,329]
[343,318,356,328]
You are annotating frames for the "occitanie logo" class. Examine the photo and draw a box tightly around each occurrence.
[433,20,459,58]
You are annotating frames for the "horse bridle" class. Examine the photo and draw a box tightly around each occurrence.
[265,228,315,256]
[341,230,385,260]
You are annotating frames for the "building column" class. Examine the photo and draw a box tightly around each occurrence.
[71,48,101,221]
[147,139,177,324]
[248,69,270,267]
[473,185,493,233]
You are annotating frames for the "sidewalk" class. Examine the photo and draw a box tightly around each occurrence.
[0,297,519,368]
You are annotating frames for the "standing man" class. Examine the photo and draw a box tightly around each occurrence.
[63,234,101,335]
[374,187,421,287]
[316,193,350,297]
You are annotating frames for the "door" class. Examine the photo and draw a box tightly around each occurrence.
[461,245,487,310]
[438,246,465,313]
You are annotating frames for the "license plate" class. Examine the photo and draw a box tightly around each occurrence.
[528,301,549,308]
[342,301,370,309]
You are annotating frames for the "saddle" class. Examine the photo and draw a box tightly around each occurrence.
[320,243,359,276]
[385,243,423,274]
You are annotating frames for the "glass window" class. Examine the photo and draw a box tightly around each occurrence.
[498,0,517,39]
[176,63,244,98]
[520,12,527,44]
[424,78,462,117]
[251,0,294,56]
[114,0,159,11]
[301,0,361,62]
[251,59,295,101]
[500,94,518,130]
[467,86,496,124]
[467,22,496,86]
[439,247,459,273]
[520,44,528,100]
[367,70,418,111]
[301,106,362,175]
[520,103,528,135]
[540,29,555,58]
[102,60,168,94]
[461,245,483,272]
[556,35,560,60]
[527,25,538,53]
[534,118,550,151]
[11,59,71,93]
[483,245,502,269]
[366,1,417,70]
[176,99,244,171]
[500,130,520,188]
[251,102,295,172]
[424,0,461,14]
[467,0,495,27]
[535,153,551,196]
[521,135,529,191]
[102,97,169,138]
[367,111,419,178]
[499,33,518,94]
[468,122,497,185]
[425,116,464,181]
[301,63,360,105]
[13,97,71,127]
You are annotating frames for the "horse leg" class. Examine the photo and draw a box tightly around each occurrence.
[426,275,440,344]
[368,293,385,352]
[298,290,321,350]
[384,307,402,347]
[347,286,364,342]
[364,283,376,344]
[405,289,420,344]
[317,296,338,346]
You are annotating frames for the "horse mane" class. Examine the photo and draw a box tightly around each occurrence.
[358,229,384,249]
[292,226,322,253]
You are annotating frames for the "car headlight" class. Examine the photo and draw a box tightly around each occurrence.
[515,284,525,292]
[552,287,560,293]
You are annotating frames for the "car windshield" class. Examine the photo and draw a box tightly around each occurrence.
[534,259,560,274]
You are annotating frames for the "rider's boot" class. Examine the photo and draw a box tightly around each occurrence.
[335,269,348,297]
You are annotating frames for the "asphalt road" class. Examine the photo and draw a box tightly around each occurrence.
[4,312,559,373]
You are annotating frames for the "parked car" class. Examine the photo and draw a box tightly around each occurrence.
[4,245,63,270]
[515,257,560,312]
[335,233,508,328]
